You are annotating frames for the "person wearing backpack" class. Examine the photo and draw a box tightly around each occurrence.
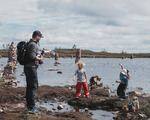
[23,30,44,114]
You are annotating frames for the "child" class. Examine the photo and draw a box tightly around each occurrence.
[119,64,130,80]
[73,61,89,98]
[116,64,130,101]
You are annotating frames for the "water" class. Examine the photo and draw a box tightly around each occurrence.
[36,100,115,120]
[0,58,150,93]
[1,57,149,120]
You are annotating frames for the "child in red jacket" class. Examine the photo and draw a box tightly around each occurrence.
[73,61,89,98]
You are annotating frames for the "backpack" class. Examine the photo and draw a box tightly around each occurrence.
[17,41,31,65]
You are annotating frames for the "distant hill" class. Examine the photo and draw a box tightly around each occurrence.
[0,48,150,58]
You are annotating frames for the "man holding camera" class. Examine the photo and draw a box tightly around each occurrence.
[24,30,44,114]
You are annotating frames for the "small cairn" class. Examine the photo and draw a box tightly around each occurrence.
[89,76,103,88]
[130,54,134,59]
[54,53,61,66]
[55,53,59,61]
[2,42,17,86]
[75,49,81,64]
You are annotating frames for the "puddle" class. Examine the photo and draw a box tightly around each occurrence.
[36,100,116,120]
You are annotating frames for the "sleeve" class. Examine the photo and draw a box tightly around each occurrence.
[75,69,78,74]
[28,44,37,61]
[84,70,86,75]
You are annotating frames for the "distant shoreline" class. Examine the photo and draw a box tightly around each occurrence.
[0,49,150,58]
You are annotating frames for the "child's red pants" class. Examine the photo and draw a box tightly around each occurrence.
[76,81,89,97]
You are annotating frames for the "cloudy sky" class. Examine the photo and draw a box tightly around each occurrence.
[0,0,150,53]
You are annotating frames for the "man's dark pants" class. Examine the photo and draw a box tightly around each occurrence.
[24,67,38,110]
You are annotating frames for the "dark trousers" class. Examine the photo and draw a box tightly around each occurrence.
[117,83,127,99]
[24,67,38,110]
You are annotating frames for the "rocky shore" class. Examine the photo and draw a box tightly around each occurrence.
[0,84,149,120]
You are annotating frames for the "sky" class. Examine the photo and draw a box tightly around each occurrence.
[0,0,150,53]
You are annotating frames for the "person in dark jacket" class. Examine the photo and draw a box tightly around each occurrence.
[24,30,44,114]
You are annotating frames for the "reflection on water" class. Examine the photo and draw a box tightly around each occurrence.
[36,100,115,120]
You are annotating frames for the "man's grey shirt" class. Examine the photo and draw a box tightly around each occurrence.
[25,39,39,67]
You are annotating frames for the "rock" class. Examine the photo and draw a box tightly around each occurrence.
[20,72,25,76]
[139,114,147,118]
[52,108,56,111]
[57,105,64,110]
[89,112,94,116]
[57,71,63,74]
[84,108,89,112]
[136,87,143,91]
[126,113,132,118]
[0,109,3,113]
[54,98,58,102]
[48,68,59,71]
[47,110,54,114]
[104,85,110,89]
[112,111,119,114]
[68,87,72,90]
[90,76,102,86]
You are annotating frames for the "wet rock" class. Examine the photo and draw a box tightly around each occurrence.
[52,108,56,111]
[54,98,58,102]
[20,72,25,76]
[139,114,147,118]
[104,85,110,89]
[57,71,63,74]
[112,111,119,114]
[68,87,72,90]
[84,108,89,112]
[89,112,94,116]
[129,91,142,96]
[48,68,59,71]
[135,87,143,91]
[46,110,54,114]
[0,108,3,113]
[91,88,110,97]
[57,105,64,110]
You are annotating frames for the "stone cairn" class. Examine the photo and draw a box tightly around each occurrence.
[54,53,61,66]
[75,49,81,64]
[2,42,17,86]
[89,76,103,90]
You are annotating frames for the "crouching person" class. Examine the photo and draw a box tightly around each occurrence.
[73,61,89,98]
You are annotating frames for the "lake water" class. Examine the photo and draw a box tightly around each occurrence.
[0,57,149,120]
[36,100,115,120]
[0,58,150,93]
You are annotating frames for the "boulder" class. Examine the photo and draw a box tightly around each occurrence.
[57,105,64,110]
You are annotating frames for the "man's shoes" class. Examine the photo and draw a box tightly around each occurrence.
[28,107,41,114]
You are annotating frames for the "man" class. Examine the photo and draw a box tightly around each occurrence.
[24,30,44,114]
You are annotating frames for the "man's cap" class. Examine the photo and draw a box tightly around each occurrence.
[33,30,44,38]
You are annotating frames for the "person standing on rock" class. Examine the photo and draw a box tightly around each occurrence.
[73,61,89,98]
[116,64,130,101]
[24,30,44,114]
